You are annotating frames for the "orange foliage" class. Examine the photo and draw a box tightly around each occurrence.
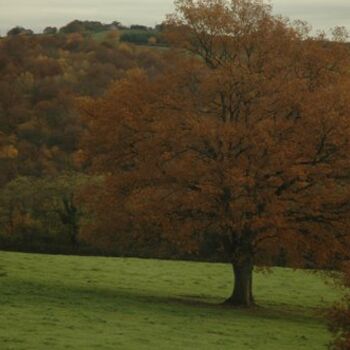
[0,30,164,187]
[80,0,350,306]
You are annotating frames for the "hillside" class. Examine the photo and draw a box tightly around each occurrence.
[0,251,342,349]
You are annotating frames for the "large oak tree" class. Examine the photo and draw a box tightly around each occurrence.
[81,0,350,306]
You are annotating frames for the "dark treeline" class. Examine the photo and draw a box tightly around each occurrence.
[6,20,166,46]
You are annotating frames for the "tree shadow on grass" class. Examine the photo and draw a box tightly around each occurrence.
[1,276,324,326]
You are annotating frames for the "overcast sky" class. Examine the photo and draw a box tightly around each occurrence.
[0,0,349,35]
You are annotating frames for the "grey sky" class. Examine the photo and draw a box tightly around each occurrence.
[273,0,350,31]
[0,0,349,35]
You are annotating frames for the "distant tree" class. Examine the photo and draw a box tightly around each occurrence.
[155,23,165,32]
[0,174,99,250]
[7,27,22,36]
[148,36,157,45]
[43,26,58,35]
[7,26,33,36]
[59,20,110,34]
[0,132,18,160]
[64,32,84,50]
[59,20,85,34]
[130,25,149,31]
[109,21,122,30]
[81,0,350,307]
[120,30,155,44]
[104,30,120,45]
[331,26,349,42]
[30,56,62,78]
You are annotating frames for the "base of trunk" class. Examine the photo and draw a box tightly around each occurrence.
[223,296,255,308]
[226,259,255,308]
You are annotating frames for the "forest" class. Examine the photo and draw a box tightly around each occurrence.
[0,23,170,255]
[1,0,350,348]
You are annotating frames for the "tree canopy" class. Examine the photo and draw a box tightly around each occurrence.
[80,0,350,306]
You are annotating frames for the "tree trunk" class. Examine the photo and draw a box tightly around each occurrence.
[69,222,79,250]
[225,258,254,307]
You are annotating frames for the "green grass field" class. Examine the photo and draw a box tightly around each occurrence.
[0,251,342,349]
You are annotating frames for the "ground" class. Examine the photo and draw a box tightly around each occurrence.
[0,251,342,349]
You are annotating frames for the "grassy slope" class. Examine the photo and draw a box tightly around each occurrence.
[0,251,342,350]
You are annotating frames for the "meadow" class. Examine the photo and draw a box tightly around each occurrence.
[0,251,342,349]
